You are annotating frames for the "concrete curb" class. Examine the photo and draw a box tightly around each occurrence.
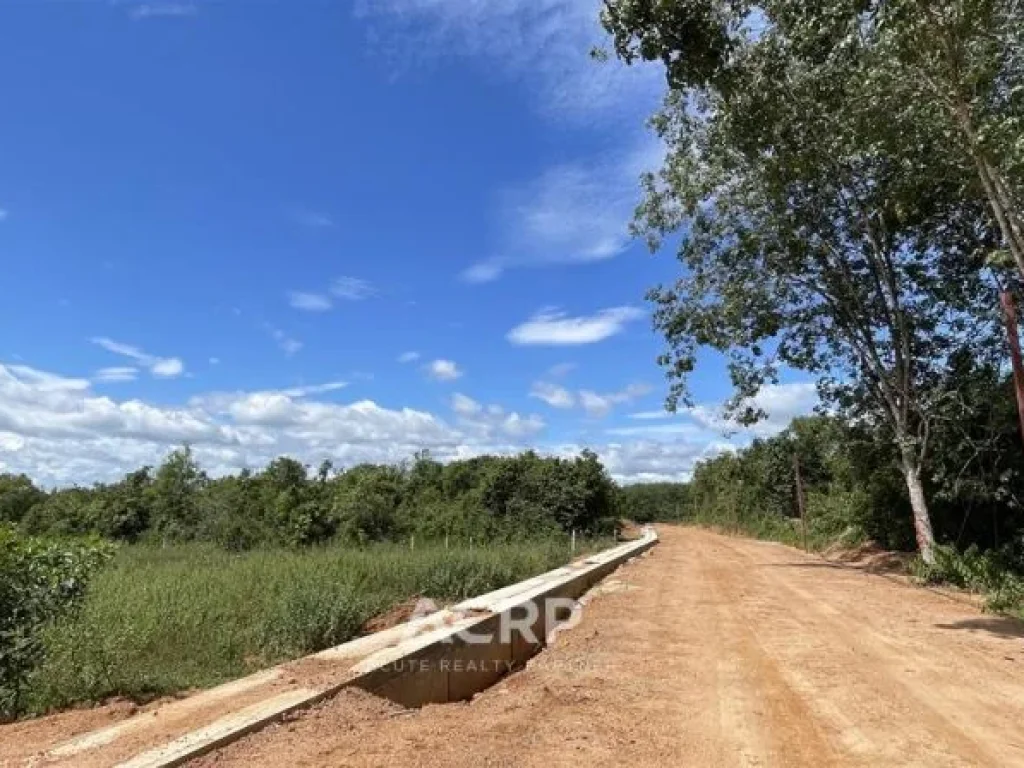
[51,529,659,768]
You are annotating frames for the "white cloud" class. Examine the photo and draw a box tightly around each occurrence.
[547,362,576,379]
[508,306,644,346]
[94,367,139,384]
[398,351,421,364]
[91,337,186,379]
[425,359,463,382]
[0,209,8,221]
[460,260,505,284]
[264,325,303,356]
[578,383,651,418]
[0,361,772,487]
[629,410,671,421]
[288,291,333,312]
[530,381,576,409]
[128,2,197,20]
[331,277,376,301]
[209,357,220,366]
[356,0,660,123]
[281,381,349,398]
[449,392,545,439]
[687,382,820,437]
[451,393,483,417]
[461,138,663,282]
[151,358,185,378]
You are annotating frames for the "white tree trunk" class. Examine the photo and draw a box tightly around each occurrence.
[900,456,936,564]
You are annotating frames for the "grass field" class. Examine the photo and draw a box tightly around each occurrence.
[24,538,594,715]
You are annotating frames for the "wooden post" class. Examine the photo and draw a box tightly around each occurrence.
[571,529,577,554]
[794,453,808,552]
[410,535,415,551]
[445,534,449,551]
[1000,289,1024,448]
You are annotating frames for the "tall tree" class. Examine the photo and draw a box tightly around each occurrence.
[603,0,1003,561]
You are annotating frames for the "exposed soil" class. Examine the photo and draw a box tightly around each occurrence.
[190,527,1024,767]
[360,597,437,635]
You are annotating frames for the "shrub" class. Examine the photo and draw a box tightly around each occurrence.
[0,527,112,719]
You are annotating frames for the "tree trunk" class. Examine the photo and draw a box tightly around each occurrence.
[900,452,936,564]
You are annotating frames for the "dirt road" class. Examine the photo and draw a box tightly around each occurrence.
[189,527,1024,767]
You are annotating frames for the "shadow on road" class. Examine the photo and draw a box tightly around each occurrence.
[935,617,1024,639]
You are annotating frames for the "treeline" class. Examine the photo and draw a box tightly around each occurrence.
[603,0,1024,565]
[684,405,1024,599]
[0,448,628,550]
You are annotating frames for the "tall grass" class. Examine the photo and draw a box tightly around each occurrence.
[24,539,587,715]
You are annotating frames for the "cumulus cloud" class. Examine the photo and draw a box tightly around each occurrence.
[508,306,645,346]
[288,291,333,312]
[578,383,651,418]
[0,360,785,487]
[451,392,483,417]
[449,392,545,439]
[397,351,421,364]
[425,359,463,382]
[91,337,186,379]
[530,381,576,409]
[687,382,820,437]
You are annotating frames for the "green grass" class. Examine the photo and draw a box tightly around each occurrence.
[24,538,593,715]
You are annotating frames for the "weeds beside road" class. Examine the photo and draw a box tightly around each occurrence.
[20,538,592,716]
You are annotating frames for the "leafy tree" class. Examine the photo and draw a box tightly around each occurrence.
[602,0,1003,561]
[0,528,112,719]
[0,474,45,525]
[149,447,206,542]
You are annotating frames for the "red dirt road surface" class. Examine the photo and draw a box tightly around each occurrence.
[8,526,1024,766]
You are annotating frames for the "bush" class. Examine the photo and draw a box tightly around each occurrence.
[0,527,112,719]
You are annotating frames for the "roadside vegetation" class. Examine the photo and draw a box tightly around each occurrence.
[0,450,619,719]
[597,3,1024,611]
[23,539,581,716]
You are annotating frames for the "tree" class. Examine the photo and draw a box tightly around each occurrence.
[868,0,1024,276]
[0,474,45,525]
[149,447,205,542]
[603,0,1003,561]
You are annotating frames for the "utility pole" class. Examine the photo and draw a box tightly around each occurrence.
[1000,289,1024,449]
[794,452,808,552]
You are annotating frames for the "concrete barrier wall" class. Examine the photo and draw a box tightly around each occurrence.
[56,529,658,768]
[346,527,659,707]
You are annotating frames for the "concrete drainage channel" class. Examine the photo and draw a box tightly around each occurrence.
[43,528,658,768]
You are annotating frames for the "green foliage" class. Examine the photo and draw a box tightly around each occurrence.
[21,538,588,715]
[617,482,689,522]
[0,528,112,719]
[914,542,1024,613]
[602,0,1016,561]
[6,448,620,551]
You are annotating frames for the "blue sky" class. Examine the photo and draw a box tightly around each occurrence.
[0,0,815,486]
